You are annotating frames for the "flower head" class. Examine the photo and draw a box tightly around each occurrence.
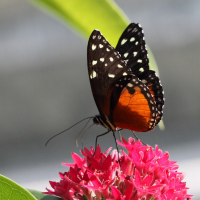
[44,138,193,200]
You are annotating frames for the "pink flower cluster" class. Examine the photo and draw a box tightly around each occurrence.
[44,137,193,200]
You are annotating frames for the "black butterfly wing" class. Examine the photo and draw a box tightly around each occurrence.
[87,30,132,116]
[116,23,149,77]
[116,23,164,125]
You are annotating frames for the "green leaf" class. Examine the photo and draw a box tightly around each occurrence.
[28,190,61,200]
[29,0,158,72]
[0,174,37,200]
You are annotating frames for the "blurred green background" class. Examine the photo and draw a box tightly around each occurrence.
[0,0,199,198]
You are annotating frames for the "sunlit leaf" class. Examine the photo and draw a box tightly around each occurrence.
[29,0,158,71]
[0,175,36,200]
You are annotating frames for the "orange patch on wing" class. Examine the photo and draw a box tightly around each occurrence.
[113,87,152,132]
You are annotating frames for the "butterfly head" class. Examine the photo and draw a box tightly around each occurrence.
[93,115,117,131]
[93,115,100,125]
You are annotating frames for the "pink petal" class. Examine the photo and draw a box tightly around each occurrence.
[142,173,153,186]
[102,154,112,171]
[59,172,64,179]
[134,168,142,186]
[54,186,67,195]
[102,170,112,182]
[62,162,75,167]
[49,181,58,189]
[111,185,122,200]
[87,172,102,188]
[131,150,141,164]
[83,147,93,157]
[104,147,112,155]
[69,167,81,183]
[124,184,133,200]
[90,156,102,170]
[94,144,101,159]
[83,170,89,182]
[72,152,85,167]
[122,137,129,145]
[163,189,175,200]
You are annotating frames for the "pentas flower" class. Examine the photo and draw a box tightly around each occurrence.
[44,137,193,200]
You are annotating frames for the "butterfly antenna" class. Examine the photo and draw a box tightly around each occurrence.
[45,117,93,146]
[75,118,92,147]
[81,123,94,150]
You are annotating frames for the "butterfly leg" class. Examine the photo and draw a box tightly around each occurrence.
[116,128,124,152]
[132,131,147,146]
[94,130,111,156]
[112,131,121,166]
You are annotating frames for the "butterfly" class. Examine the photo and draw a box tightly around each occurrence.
[87,23,164,133]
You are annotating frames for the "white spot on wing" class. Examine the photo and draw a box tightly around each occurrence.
[133,52,137,57]
[100,58,104,62]
[138,59,142,63]
[135,41,138,45]
[90,71,97,79]
[99,44,103,48]
[130,37,135,42]
[92,44,96,50]
[142,79,147,84]
[106,48,110,51]
[117,64,123,68]
[127,83,133,87]
[108,73,115,78]
[121,39,127,45]
[92,60,97,65]
[123,72,127,76]
[124,53,129,58]
[109,57,114,62]
[139,67,144,72]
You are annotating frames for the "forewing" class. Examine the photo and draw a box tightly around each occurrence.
[116,23,149,77]
[87,30,131,115]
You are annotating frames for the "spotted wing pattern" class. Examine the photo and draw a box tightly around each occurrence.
[87,24,164,132]
[87,30,132,117]
[116,23,164,125]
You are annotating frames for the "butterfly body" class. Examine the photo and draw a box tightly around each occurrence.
[87,23,164,133]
